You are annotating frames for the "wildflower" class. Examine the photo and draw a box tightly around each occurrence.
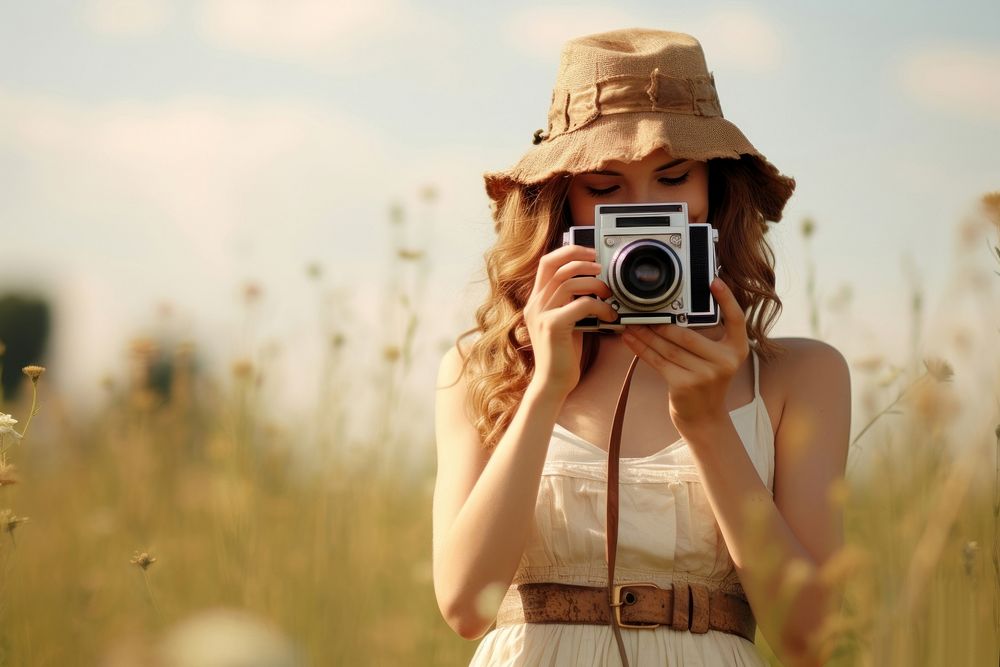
[22,365,46,383]
[0,413,21,441]
[922,358,954,382]
[131,550,157,570]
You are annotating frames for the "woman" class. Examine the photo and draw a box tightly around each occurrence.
[432,28,850,667]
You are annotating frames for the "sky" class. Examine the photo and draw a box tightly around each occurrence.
[2,1,999,459]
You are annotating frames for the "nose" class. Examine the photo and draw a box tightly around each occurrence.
[624,182,659,204]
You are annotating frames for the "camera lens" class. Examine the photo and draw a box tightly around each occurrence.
[610,239,681,309]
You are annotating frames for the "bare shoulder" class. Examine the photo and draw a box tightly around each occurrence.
[434,336,480,458]
[760,338,849,424]
[768,337,848,373]
[765,337,850,428]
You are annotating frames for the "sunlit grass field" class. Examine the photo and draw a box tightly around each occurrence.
[1,195,998,666]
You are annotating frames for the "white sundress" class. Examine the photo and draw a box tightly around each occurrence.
[468,346,775,666]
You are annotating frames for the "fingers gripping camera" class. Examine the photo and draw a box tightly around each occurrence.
[561,202,721,331]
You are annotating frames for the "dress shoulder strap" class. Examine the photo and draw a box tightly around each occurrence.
[750,345,760,400]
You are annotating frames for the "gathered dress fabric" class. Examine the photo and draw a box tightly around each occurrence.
[468,347,774,666]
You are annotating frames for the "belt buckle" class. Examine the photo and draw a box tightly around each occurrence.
[610,582,661,629]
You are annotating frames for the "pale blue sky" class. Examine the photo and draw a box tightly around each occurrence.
[2,1,998,448]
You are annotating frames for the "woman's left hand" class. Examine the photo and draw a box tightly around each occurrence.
[621,277,750,429]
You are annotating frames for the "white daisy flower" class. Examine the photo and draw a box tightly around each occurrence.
[0,413,22,440]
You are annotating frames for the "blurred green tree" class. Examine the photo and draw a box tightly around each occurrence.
[0,294,51,401]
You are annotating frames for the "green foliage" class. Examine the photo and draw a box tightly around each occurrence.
[0,294,50,401]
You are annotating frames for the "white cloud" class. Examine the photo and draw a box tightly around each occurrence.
[82,0,172,37]
[194,0,460,76]
[502,6,639,60]
[0,89,391,271]
[689,7,783,73]
[897,44,1000,124]
[503,6,784,73]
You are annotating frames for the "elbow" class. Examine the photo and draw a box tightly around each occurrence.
[438,596,495,641]
[434,575,498,640]
[433,555,507,640]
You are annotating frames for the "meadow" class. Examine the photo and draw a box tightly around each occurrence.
[0,194,998,666]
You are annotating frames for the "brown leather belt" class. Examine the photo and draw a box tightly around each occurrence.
[496,581,756,643]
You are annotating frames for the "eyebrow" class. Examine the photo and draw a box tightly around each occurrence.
[582,158,689,176]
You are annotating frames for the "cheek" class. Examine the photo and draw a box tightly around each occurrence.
[687,175,710,223]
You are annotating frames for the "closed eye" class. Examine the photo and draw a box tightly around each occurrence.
[584,173,690,197]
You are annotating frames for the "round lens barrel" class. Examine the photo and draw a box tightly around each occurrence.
[611,239,682,308]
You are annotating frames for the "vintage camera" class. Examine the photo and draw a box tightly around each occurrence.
[561,202,721,331]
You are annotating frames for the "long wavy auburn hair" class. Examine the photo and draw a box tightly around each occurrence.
[446,154,796,452]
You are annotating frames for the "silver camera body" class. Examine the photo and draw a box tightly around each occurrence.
[561,202,721,331]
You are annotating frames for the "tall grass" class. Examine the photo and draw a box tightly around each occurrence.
[0,191,997,665]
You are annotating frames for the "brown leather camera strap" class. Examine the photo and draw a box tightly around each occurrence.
[607,354,640,665]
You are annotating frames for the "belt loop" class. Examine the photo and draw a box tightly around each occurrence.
[689,582,711,634]
[671,581,690,630]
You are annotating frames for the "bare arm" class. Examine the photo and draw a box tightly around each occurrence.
[432,345,567,640]
[433,244,617,640]
[678,339,851,666]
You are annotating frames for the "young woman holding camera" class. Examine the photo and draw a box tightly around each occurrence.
[432,28,850,667]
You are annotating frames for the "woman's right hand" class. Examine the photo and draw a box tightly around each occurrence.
[523,244,619,399]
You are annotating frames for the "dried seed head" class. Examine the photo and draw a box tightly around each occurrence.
[129,336,159,359]
[231,359,254,380]
[922,358,954,383]
[981,191,1000,229]
[396,248,425,261]
[382,345,401,363]
[419,185,439,203]
[962,540,979,577]
[801,217,816,239]
[242,282,262,304]
[388,202,405,225]
[22,365,46,382]
[131,550,157,570]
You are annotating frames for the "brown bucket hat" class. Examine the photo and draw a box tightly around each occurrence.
[483,28,791,213]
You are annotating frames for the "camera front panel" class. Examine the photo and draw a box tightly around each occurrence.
[560,202,718,330]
